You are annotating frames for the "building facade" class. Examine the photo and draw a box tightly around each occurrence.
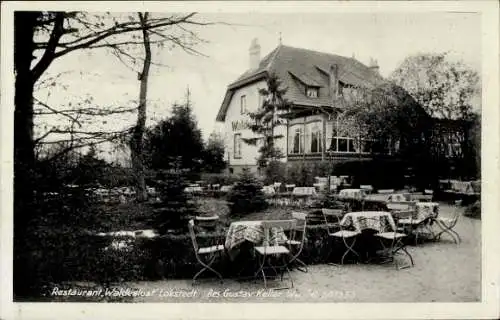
[215,40,397,174]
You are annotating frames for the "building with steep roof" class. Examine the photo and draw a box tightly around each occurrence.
[215,40,405,174]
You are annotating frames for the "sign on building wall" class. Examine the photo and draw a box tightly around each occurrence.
[231,120,251,131]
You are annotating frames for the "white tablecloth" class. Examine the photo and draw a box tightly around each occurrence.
[415,202,439,220]
[340,211,396,233]
[338,189,367,200]
[224,221,287,250]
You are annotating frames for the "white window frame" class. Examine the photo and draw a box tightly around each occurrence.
[306,87,319,98]
[289,126,304,154]
[240,95,247,114]
[308,122,323,153]
[233,133,242,159]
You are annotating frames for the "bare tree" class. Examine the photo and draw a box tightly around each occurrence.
[130,12,151,201]
[13,11,214,296]
[14,11,211,203]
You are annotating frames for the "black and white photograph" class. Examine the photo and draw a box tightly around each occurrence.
[1,1,499,319]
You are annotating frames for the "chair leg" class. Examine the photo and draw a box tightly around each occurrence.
[286,263,294,289]
[193,254,223,285]
[342,237,359,264]
[261,267,267,289]
[295,258,308,273]
[392,240,414,269]
[435,221,461,244]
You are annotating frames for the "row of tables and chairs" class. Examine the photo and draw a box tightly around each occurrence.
[187,190,462,288]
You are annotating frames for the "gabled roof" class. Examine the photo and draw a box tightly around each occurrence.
[216,45,385,122]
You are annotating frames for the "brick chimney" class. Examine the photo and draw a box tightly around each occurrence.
[329,64,339,101]
[369,57,380,74]
[249,38,261,70]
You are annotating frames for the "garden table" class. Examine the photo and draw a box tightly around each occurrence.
[340,211,413,268]
[395,202,439,244]
[224,221,289,278]
[338,189,367,200]
[340,211,396,234]
[225,221,288,253]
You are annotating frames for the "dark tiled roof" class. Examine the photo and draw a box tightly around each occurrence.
[216,45,385,121]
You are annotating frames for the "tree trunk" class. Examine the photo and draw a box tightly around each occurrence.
[130,12,151,202]
[13,11,39,298]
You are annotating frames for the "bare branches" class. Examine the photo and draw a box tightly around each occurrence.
[38,127,132,145]
[34,104,138,116]
[40,127,132,162]
[51,13,205,58]
[32,13,65,82]
[34,97,82,127]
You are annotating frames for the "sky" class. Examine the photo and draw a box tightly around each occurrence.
[35,10,482,162]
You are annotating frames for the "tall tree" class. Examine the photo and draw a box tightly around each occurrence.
[390,53,480,120]
[340,83,433,188]
[144,90,205,171]
[129,12,151,202]
[242,73,292,168]
[390,53,481,178]
[204,131,226,173]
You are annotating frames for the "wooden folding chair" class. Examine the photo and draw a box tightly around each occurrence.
[286,212,308,273]
[322,209,360,265]
[254,220,296,289]
[434,206,461,244]
[373,215,414,269]
[188,219,225,285]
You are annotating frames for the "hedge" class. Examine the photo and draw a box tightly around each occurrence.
[29,223,344,294]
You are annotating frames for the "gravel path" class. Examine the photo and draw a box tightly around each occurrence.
[127,204,480,303]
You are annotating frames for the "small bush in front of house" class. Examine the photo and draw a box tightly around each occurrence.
[264,160,287,185]
[312,190,346,210]
[227,169,268,216]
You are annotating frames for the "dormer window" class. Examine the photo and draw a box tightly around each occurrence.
[306,87,319,98]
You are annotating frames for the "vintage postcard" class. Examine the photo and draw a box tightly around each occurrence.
[1,1,499,319]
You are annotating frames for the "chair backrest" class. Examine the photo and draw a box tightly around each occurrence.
[445,206,461,226]
[291,212,307,244]
[306,209,326,225]
[321,208,343,233]
[194,215,220,229]
[187,219,198,252]
[261,219,296,246]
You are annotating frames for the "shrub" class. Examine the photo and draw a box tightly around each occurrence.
[227,169,268,216]
[287,162,314,186]
[152,170,198,234]
[264,160,287,185]
[312,190,347,210]
[285,161,333,187]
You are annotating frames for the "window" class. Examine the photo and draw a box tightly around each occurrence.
[329,137,357,153]
[308,123,323,153]
[258,89,265,108]
[240,95,247,114]
[306,87,319,98]
[233,133,242,159]
[289,126,304,154]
